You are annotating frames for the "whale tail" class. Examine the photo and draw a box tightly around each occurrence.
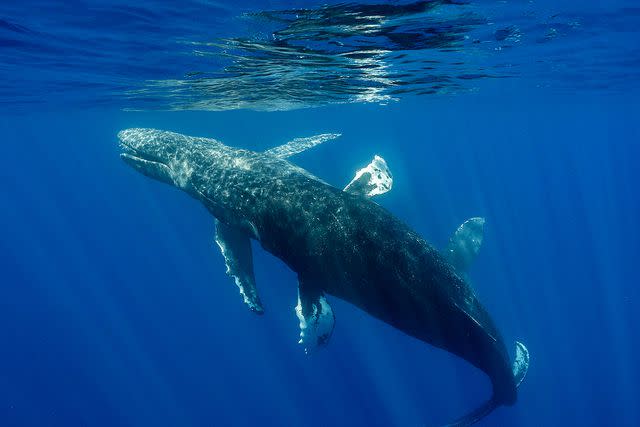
[441,341,530,427]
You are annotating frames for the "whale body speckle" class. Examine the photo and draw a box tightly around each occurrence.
[119,128,528,426]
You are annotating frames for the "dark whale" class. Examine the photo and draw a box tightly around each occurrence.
[119,128,529,426]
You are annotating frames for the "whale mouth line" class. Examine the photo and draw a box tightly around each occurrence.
[120,151,163,167]
[119,138,168,168]
[120,148,158,164]
[119,140,176,181]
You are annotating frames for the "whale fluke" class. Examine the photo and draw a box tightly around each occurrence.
[442,341,530,427]
[513,341,530,387]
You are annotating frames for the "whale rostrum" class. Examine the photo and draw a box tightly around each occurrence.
[119,128,529,426]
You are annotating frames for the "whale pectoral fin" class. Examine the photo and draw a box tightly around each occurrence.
[214,219,264,314]
[445,217,485,275]
[265,133,341,159]
[513,341,530,388]
[343,155,393,198]
[295,279,335,354]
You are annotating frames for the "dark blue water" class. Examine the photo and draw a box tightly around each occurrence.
[1,1,639,426]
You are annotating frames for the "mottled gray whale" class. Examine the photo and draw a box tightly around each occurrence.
[119,128,529,426]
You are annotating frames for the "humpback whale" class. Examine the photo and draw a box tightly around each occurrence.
[119,128,529,426]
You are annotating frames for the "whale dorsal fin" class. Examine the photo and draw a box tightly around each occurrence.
[445,217,485,276]
[343,155,393,198]
[265,133,341,159]
[214,219,264,314]
[295,277,335,354]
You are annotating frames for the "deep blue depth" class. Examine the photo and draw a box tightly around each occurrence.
[1,1,640,427]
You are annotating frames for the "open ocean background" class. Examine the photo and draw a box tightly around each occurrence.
[1,1,639,426]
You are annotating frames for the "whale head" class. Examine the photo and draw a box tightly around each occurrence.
[119,128,207,190]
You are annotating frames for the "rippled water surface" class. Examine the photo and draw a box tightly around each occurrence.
[2,0,639,110]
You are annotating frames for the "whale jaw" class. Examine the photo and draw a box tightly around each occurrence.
[119,129,194,189]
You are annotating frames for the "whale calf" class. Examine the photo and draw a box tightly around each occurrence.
[119,128,529,426]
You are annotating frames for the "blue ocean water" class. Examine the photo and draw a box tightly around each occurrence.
[1,1,639,426]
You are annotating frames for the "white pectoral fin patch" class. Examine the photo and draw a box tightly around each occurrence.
[265,133,341,159]
[513,341,530,388]
[343,155,393,198]
[445,217,485,274]
[295,281,335,354]
[214,220,264,314]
